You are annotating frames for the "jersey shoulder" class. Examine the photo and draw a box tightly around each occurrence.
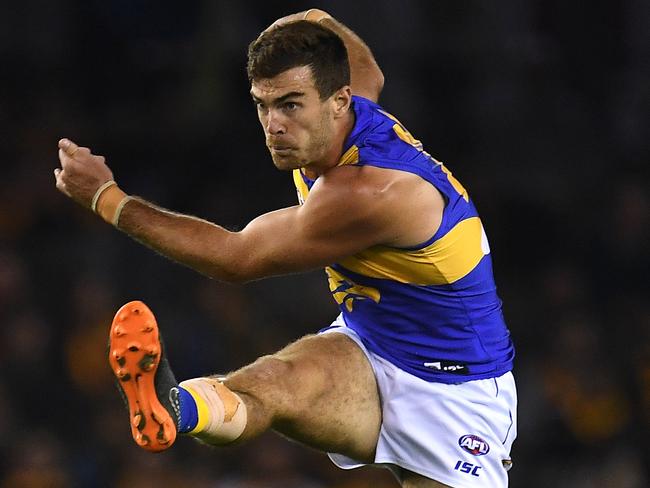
[346,96,423,166]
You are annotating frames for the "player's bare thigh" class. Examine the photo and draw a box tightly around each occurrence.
[224,332,381,462]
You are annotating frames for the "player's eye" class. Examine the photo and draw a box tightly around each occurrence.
[282,102,299,112]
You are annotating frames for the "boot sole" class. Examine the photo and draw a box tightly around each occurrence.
[108,300,177,452]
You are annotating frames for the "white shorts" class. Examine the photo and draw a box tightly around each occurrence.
[321,316,517,488]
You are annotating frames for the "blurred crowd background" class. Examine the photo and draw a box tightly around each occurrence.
[1,1,648,487]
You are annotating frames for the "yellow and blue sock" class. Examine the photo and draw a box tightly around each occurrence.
[173,378,248,444]
[175,386,201,433]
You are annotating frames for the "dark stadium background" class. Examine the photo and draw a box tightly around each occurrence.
[1,1,648,487]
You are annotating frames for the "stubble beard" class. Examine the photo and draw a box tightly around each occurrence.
[270,111,332,172]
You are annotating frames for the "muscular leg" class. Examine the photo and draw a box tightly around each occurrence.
[111,303,483,486]
[220,332,381,462]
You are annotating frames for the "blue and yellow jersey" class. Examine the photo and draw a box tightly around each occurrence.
[293,96,514,383]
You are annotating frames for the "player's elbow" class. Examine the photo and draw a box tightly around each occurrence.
[353,65,385,102]
[208,267,249,285]
[202,229,287,284]
[368,61,385,99]
[204,249,265,285]
[374,68,385,96]
[221,266,263,285]
[216,256,285,285]
[203,260,257,285]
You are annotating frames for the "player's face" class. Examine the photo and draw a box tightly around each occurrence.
[251,66,336,171]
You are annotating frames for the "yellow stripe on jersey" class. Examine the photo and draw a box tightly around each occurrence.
[293,146,358,204]
[338,145,359,166]
[435,159,469,202]
[381,108,469,202]
[338,217,487,285]
[292,169,310,204]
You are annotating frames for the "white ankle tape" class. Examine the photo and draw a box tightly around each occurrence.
[179,377,247,444]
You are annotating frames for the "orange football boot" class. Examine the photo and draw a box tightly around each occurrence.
[108,300,179,452]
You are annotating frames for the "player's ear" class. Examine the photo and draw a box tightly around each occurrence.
[331,86,352,118]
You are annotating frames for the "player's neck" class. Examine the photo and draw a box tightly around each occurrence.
[302,111,355,179]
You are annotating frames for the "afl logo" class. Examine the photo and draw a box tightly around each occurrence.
[459,435,490,456]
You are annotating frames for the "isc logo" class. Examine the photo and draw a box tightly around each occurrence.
[458,434,490,456]
[454,460,482,477]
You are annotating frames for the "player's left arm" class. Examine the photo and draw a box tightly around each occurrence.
[266,9,384,102]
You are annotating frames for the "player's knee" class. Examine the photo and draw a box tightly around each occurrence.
[227,355,292,400]
[263,355,323,401]
[244,354,296,389]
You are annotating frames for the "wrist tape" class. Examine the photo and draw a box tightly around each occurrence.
[91,181,132,226]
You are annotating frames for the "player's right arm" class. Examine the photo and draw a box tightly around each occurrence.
[54,139,441,284]
[112,173,389,283]
[267,9,384,102]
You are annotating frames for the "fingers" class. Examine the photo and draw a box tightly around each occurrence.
[58,148,77,169]
[58,138,91,161]
[55,139,86,194]
[56,138,110,173]
[59,138,80,155]
[54,138,115,206]
[53,167,70,196]
[303,9,331,22]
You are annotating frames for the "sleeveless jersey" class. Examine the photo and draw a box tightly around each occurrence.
[292,96,514,383]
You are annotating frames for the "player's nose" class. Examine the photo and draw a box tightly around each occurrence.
[265,110,286,135]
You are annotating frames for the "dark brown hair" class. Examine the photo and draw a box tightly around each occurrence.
[247,21,350,100]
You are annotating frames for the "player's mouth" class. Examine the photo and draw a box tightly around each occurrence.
[270,146,295,155]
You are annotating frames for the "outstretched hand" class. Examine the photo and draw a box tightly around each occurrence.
[55,138,114,208]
